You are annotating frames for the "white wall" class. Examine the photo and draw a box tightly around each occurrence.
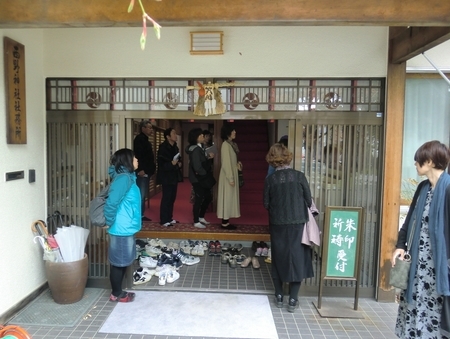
[1,25,388,317]
[407,40,450,72]
[0,29,47,316]
[44,26,388,78]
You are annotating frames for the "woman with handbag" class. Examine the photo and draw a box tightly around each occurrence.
[217,123,242,230]
[186,128,215,229]
[392,140,450,338]
[264,143,313,313]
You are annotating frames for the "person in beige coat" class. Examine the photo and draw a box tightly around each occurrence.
[217,123,241,230]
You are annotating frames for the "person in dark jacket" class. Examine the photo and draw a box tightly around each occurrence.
[392,140,450,338]
[185,128,215,229]
[133,120,156,222]
[264,143,313,313]
[104,148,141,302]
[156,127,182,227]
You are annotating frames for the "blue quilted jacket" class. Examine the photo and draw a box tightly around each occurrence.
[104,166,141,236]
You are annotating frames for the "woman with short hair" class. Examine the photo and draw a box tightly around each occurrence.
[392,140,450,338]
[264,143,313,313]
[185,128,215,228]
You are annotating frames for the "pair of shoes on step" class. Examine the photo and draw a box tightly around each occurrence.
[274,295,299,313]
[208,240,222,256]
[240,256,260,269]
[253,241,269,256]
[109,291,136,302]
[158,268,180,286]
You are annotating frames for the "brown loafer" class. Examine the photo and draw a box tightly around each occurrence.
[241,256,252,268]
[251,257,260,269]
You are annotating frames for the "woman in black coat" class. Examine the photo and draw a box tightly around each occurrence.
[264,143,313,313]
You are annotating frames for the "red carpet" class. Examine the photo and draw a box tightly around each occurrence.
[142,120,270,237]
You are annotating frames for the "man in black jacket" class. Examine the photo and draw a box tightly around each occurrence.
[156,128,182,227]
[133,120,156,222]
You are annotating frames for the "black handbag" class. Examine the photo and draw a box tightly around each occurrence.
[390,217,416,289]
[238,169,244,188]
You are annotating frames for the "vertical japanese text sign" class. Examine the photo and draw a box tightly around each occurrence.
[322,207,363,279]
[4,37,26,144]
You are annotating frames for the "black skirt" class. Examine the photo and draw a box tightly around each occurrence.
[270,223,314,282]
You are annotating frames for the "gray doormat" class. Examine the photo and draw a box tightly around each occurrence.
[8,287,104,327]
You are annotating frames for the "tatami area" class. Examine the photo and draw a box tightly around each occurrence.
[8,245,399,339]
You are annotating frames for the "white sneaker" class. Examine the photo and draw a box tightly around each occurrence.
[166,270,180,283]
[162,222,172,227]
[167,241,180,250]
[180,254,200,266]
[191,244,205,256]
[145,245,162,257]
[171,219,179,224]
[199,217,210,225]
[194,222,206,229]
[158,271,167,286]
[148,238,167,248]
[133,267,155,285]
[139,256,158,268]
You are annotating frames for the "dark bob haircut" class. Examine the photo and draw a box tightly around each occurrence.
[188,128,203,145]
[414,140,450,170]
[164,127,175,139]
[220,123,236,141]
[110,148,135,173]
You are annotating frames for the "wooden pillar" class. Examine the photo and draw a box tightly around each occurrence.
[377,60,406,301]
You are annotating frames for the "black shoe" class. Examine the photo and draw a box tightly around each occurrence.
[287,298,299,313]
[142,216,152,222]
[275,294,283,308]
[221,224,237,230]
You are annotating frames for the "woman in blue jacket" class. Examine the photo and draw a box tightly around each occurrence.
[104,148,141,302]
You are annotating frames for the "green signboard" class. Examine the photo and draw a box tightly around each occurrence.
[322,207,363,279]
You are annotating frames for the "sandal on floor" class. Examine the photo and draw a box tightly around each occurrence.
[229,255,237,269]
[251,257,261,269]
[222,243,232,251]
[221,252,232,264]
[241,256,252,268]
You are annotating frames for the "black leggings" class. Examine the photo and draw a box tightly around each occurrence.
[110,264,127,297]
[273,278,301,300]
[192,183,213,223]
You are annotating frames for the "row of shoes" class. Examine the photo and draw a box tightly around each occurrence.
[251,241,270,257]
[220,253,261,269]
[133,265,181,286]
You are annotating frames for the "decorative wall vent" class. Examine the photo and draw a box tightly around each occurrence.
[86,92,101,108]
[242,93,259,110]
[324,92,341,109]
[164,92,179,109]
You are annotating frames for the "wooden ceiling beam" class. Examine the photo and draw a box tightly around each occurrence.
[389,26,450,64]
[1,0,450,28]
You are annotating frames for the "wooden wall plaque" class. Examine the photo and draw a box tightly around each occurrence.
[4,37,26,144]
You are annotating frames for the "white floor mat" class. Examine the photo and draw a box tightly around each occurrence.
[100,290,279,339]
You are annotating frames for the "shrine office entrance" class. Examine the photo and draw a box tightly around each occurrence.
[46,77,384,297]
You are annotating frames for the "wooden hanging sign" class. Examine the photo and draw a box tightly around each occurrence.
[4,37,27,144]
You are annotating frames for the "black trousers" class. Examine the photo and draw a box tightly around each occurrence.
[160,183,178,224]
[192,183,212,223]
